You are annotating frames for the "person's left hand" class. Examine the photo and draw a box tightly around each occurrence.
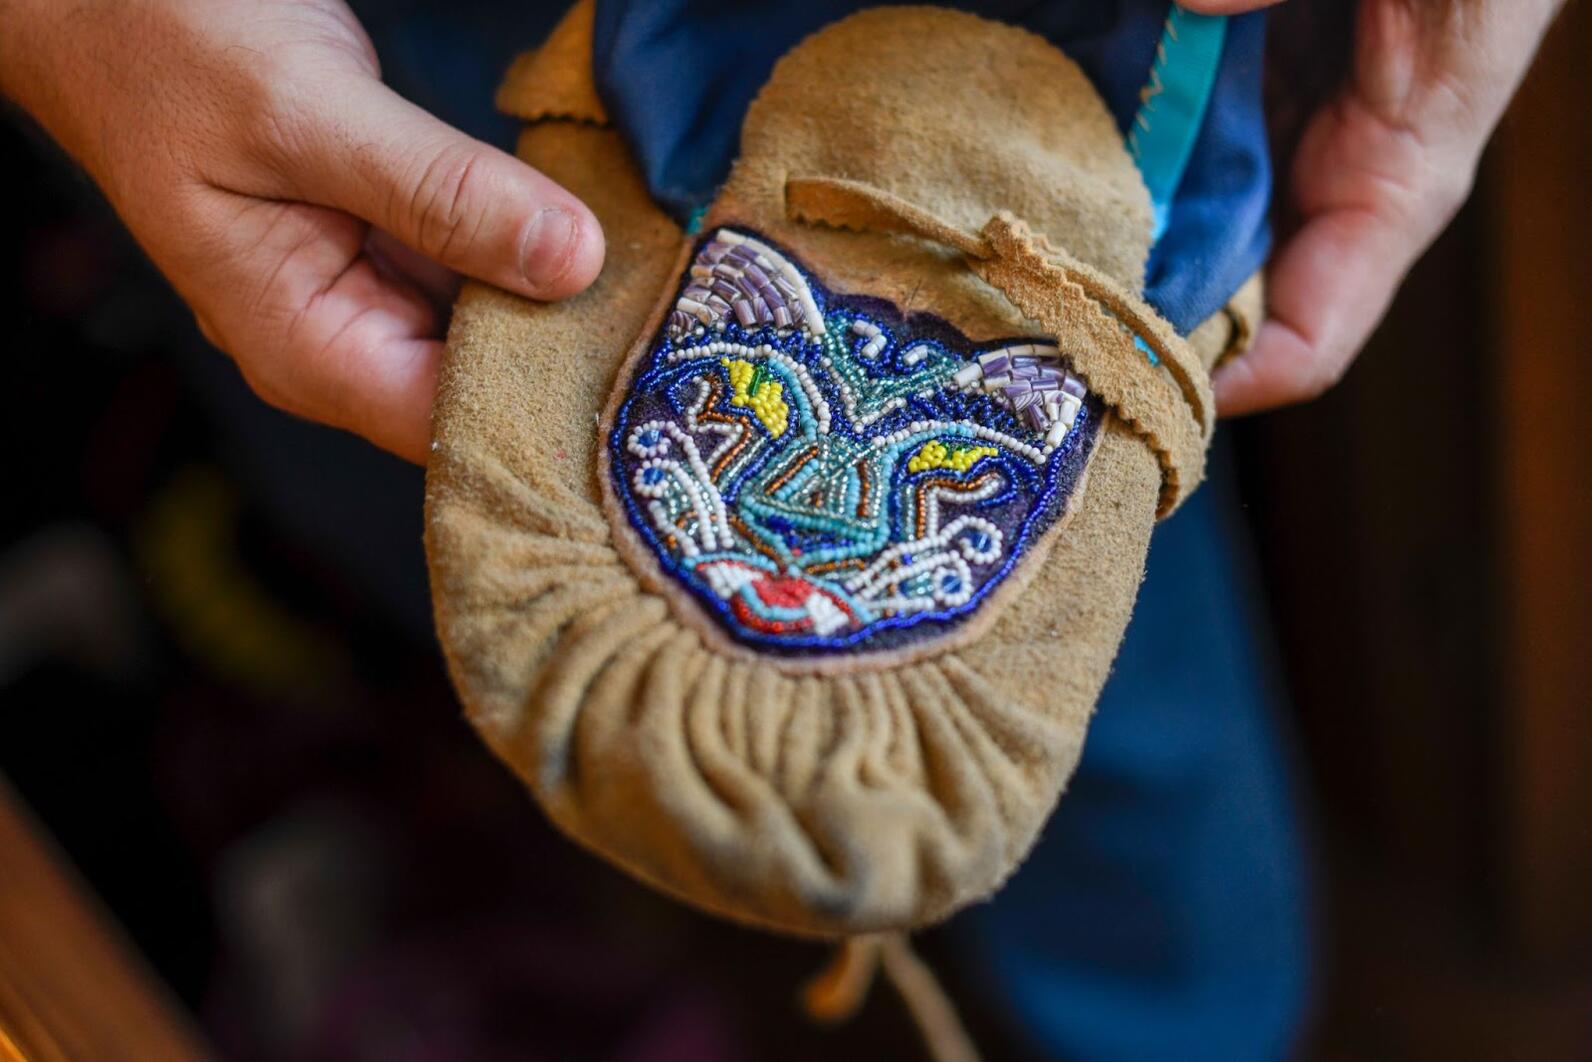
[1182,0,1562,416]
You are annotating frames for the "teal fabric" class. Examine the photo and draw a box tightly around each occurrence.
[1129,8,1229,242]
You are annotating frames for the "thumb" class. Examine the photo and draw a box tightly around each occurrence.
[299,79,604,300]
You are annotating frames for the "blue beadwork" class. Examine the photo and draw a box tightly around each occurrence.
[607,227,1100,656]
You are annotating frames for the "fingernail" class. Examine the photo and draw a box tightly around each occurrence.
[521,208,577,293]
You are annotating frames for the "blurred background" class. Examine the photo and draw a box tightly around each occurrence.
[1,2,1587,1059]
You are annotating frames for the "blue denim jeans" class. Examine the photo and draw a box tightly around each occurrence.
[959,452,1311,1059]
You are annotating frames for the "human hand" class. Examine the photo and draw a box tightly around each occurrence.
[1182,0,1562,415]
[0,0,603,461]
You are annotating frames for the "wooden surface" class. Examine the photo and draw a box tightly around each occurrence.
[0,776,209,1062]
[1491,0,1592,965]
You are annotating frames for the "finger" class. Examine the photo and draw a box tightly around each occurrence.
[1212,203,1412,415]
[277,78,603,301]
[269,249,442,463]
[366,227,461,313]
[192,196,442,462]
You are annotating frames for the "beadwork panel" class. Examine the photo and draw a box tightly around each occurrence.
[606,228,1101,657]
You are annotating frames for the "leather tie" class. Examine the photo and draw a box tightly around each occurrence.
[785,174,1213,516]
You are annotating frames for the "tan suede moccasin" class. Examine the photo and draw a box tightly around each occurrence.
[426,2,1252,938]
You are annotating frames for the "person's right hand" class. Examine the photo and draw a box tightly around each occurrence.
[0,0,604,462]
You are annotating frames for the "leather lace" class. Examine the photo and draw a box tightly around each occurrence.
[785,175,1213,516]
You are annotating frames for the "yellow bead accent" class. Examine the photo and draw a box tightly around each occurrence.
[907,440,999,475]
[723,358,789,437]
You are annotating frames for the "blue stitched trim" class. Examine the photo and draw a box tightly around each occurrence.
[606,227,1101,657]
[683,203,709,236]
[1128,6,1229,243]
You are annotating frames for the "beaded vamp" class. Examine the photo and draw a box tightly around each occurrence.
[605,228,1102,657]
